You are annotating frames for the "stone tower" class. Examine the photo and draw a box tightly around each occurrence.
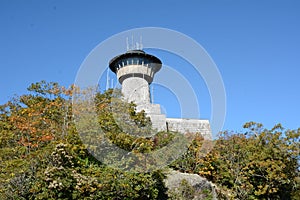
[109,49,211,138]
[109,49,167,130]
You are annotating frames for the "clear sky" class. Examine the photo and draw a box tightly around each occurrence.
[0,0,299,133]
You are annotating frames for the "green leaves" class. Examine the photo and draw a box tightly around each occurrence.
[171,122,300,199]
[0,81,168,199]
[1,81,299,199]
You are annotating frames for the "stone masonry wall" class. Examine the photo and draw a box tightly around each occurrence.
[136,103,212,138]
[166,118,211,140]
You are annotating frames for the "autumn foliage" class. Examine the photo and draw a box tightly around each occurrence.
[0,81,299,199]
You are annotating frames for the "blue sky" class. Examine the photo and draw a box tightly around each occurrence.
[0,0,299,133]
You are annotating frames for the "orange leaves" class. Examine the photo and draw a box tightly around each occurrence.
[18,136,38,148]
[7,85,70,151]
[17,132,54,149]
[99,103,107,110]
[62,84,77,96]
[40,134,54,142]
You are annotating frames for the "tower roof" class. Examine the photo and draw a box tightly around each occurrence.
[109,50,162,73]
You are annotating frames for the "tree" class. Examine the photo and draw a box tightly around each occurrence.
[1,81,299,199]
[171,122,300,199]
[0,81,169,199]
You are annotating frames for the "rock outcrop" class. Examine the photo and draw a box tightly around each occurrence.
[164,169,217,200]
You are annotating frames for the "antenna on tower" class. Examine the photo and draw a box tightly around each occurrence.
[151,85,154,103]
[140,36,143,49]
[131,35,134,50]
[106,68,110,90]
[111,78,114,89]
[126,35,143,50]
[126,37,129,51]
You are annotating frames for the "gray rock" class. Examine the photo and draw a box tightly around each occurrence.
[164,169,217,200]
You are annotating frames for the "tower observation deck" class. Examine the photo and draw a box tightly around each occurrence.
[109,49,162,84]
[109,49,162,107]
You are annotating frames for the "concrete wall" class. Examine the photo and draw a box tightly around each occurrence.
[117,64,156,83]
[136,103,167,131]
[141,105,212,138]
[166,118,211,140]
[121,77,150,105]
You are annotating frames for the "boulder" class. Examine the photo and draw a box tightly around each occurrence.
[164,169,217,200]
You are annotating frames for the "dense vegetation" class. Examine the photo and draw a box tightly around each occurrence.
[171,124,300,199]
[0,81,299,199]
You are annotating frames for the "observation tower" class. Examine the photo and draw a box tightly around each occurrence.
[109,49,166,130]
[109,47,211,138]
